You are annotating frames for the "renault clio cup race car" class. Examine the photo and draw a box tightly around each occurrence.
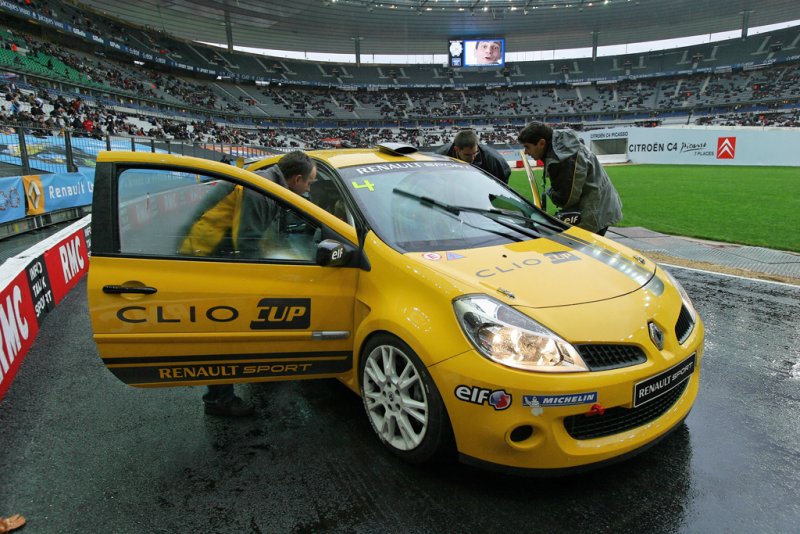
[88,144,704,474]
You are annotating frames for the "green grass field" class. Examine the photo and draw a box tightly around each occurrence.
[509,165,800,252]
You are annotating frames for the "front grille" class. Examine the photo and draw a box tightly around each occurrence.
[675,305,695,344]
[575,344,647,371]
[563,379,689,440]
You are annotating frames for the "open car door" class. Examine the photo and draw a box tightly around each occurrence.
[88,152,360,388]
[519,149,543,210]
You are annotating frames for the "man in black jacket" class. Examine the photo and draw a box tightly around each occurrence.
[436,129,511,184]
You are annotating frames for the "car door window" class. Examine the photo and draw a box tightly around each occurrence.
[308,164,355,226]
[252,161,354,227]
[117,168,320,262]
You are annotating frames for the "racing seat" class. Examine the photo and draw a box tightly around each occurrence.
[310,180,348,222]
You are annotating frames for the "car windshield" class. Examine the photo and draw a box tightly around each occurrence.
[339,159,564,253]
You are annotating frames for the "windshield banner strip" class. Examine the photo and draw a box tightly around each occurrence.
[341,160,463,176]
[545,233,653,286]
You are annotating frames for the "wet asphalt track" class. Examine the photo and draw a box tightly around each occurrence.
[1,268,799,533]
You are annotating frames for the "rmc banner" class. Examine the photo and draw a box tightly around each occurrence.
[582,127,800,166]
[0,217,90,402]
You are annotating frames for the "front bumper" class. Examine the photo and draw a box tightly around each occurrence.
[459,413,690,477]
[429,329,704,471]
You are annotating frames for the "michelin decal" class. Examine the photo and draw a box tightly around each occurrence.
[522,392,598,416]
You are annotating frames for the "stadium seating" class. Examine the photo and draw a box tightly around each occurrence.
[1,0,799,149]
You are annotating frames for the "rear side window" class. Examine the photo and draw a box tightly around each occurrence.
[117,168,321,262]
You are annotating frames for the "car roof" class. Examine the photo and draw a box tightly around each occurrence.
[312,148,445,168]
[245,145,461,174]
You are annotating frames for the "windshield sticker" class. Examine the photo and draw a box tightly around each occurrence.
[350,161,464,177]
[446,252,465,260]
[422,252,442,261]
[351,180,375,192]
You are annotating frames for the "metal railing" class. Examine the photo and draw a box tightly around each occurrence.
[0,123,282,242]
[0,123,279,178]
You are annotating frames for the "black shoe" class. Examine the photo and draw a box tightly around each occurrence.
[204,396,255,417]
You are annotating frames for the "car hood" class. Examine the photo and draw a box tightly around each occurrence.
[407,230,656,308]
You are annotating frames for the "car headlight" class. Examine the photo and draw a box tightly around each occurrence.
[453,295,588,373]
[660,268,698,322]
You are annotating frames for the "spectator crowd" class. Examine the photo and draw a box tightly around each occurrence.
[1,4,799,150]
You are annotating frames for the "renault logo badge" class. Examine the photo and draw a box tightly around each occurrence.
[648,322,664,350]
[27,181,42,210]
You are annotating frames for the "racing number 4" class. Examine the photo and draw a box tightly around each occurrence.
[351,180,375,192]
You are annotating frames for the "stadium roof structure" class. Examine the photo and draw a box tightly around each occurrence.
[76,0,800,56]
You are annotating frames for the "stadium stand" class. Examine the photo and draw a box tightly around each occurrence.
[1,0,799,149]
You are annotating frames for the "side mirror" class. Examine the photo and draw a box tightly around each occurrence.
[316,239,350,267]
[556,211,582,226]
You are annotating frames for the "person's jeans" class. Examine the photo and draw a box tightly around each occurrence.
[203,384,236,405]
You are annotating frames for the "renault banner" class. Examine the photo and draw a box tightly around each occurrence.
[23,173,94,216]
[0,176,25,223]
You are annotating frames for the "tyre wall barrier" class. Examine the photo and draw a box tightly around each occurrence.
[0,215,90,402]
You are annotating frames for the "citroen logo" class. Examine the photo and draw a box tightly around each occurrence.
[717,137,736,159]
[648,321,664,351]
[27,181,42,210]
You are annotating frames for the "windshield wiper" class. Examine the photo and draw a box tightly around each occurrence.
[393,188,547,240]
[484,206,564,233]
[488,193,565,232]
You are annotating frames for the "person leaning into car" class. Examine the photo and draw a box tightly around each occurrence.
[179,150,317,416]
[517,121,622,236]
[436,129,511,184]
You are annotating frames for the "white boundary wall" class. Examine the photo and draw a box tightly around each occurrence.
[579,126,800,167]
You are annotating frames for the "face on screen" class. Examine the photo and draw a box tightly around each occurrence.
[475,41,502,64]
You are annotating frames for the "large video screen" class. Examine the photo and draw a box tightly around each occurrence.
[448,38,505,68]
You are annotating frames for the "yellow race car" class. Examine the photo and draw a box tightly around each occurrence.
[88,144,703,474]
